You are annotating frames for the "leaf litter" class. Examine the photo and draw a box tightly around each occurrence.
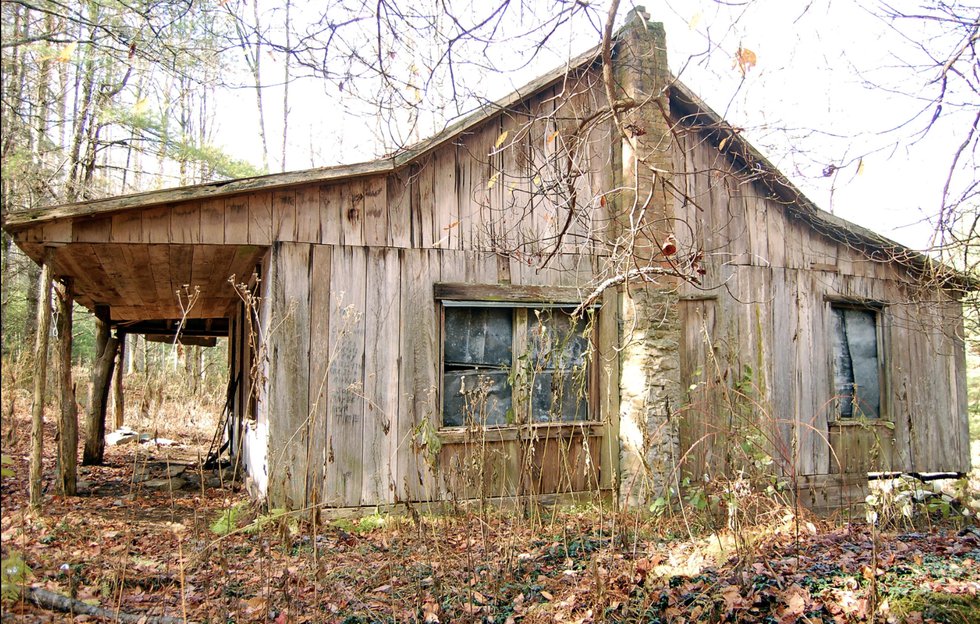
[2,408,978,623]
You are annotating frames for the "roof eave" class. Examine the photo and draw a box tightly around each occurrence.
[3,43,608,233]
[668,79,978,293]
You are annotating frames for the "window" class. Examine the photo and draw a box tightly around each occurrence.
[442,306,592,427]
[830,305,881,418]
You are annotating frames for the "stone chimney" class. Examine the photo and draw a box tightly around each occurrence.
[612,6,681,507]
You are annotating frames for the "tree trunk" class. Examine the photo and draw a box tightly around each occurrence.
[23,262,40,346]
[281,0,291,172]
[0,231,11,355]
[250,0,270,170]
[83,309,118,465]
[112,335,126,429]
[54,281,77,496]
[187,344,201,393]
[29,258,53,510]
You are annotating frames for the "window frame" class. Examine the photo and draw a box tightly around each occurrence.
[437,297,599,430]
[826,298,886,422]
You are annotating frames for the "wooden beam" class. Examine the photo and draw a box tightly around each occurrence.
[4,162,395,230]
[433,283,587,304]
[54,280,78,496]
[29,256,53,510]
[144,334,217,347]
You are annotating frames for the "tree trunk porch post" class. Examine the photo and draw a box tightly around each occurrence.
[54,280,78,495]
[83,305,119,466]
[29,255,54,510]
[112,335,126,429]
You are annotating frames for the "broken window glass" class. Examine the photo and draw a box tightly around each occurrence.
[831,306,880,418]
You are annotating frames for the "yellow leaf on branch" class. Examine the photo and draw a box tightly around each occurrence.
[495,130,509,149]
[735,47,757,76]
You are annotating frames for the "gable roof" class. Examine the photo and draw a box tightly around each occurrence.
[2,28,970,292]
[668,80,971,291]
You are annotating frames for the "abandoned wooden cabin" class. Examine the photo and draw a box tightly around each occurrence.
[4,7,971,513]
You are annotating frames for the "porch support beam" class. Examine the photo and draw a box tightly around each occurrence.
[29,255,54,510]
[83,305,119,465]
[54,279,78,495]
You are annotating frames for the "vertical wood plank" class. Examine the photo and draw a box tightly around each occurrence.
[362,176,388,247]
[307,245,332,508]
[170,201,201,244]
[387,169,411,248]
[440,249,465,283]
[770,268,798,474]
[342,179,365,247]
[319,183,344,245]
[764,198,786,268]
[266,243,312,509]
[110,211,142,243]
[396,249,439,501]
[325,246,366,506]
[678,298,717,479]
[782,218,806,270]
[200,199,225,244]
[225,196,250,244]
[416,158,435,248]
[73,217,111,243]
[455,136,475,250]
[248,192,273,245]
[598,287,619,490]
[294,185,320,243]
[882,292,913,472]
[141,206,171,243]
[724,181,750,265]
[432,144,458,249]
[362,248,400,504]
[41,221,72,244]
[745,194,769,266]
[949,300,971,470]
[794,270,829,475]
[273,189,297,242]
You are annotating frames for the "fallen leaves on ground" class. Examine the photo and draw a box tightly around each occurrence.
[2,410,978,623]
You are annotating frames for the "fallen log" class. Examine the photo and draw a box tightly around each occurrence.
[25,586,187,624]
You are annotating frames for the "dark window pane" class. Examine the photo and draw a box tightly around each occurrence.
[529,371,589,422]
[443,370,512,427]
[832,307,880,418]
[527,309,588,370]
[444,308,513,366]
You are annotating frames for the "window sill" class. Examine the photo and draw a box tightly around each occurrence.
[439,422,603,444]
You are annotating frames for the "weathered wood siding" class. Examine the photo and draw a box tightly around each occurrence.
[671,127,970,477]
[261,242,615,509]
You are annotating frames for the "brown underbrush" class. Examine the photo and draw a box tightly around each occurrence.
[2,395,978,623]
